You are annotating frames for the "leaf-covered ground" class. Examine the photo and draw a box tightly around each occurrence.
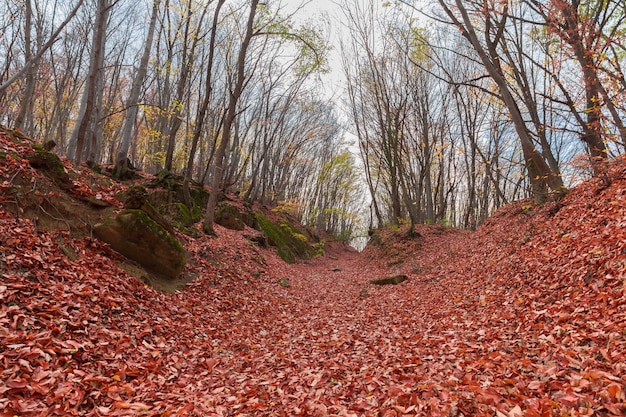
[1,129,625,416]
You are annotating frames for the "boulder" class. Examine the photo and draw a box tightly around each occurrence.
[121,185,176,234]
[215,201,257,230]
[93,209,187,279]
[255,211,317,263]
[148,169,209,208]
[215,202,245,230]
[26,148,73,190]
[119,185,202,236]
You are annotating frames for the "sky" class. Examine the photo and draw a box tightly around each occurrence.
[280,0,348,98]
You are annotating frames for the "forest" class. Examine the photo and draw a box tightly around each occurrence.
[1,0,626,415]
[2,0,625,239]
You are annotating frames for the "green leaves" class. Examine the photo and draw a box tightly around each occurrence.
[254,4,330,76]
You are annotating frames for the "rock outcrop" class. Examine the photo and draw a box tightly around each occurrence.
[215,201,256,231]
[94,209,187,279]
[26,147,73,190]
[255,211,317,263]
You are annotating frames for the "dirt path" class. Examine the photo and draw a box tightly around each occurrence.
[189,223,568,416]
[193,241,466,416]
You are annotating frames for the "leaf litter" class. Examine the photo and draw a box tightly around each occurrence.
[1,130,625,416]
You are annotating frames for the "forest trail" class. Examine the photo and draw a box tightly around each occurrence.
[2,123,625,416]
[182,226,490,415]
[3,206,625,415]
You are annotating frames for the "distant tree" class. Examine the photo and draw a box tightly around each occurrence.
[163,0,211,172]
[203,1,329,234]
[0,0,85,95]
[182,0,226,207]
[309,151,364,240]
[340,0,403,226]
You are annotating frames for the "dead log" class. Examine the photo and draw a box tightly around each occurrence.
[370,274,408,285]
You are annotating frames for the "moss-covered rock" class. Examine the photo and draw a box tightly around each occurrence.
[148,170,209,208]
[172,202,202,227]
[93,209,187,279]
[117,186,202,236]
[215,202,245,230]
[215,201,257,231]
[255,211,317,263]
[121,185,176,235]
[163,203,202,237]
[26,148,73,190]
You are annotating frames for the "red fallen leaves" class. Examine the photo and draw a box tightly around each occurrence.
[1,130,626,415]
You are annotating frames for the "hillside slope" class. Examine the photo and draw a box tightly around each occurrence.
[1,128,625,416]
[357,161,626,416]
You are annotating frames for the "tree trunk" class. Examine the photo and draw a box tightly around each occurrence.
[68,0,112,164]
[183,0,226,207]
[85,19,108,168]
[113,0,159,179]
[14,0,35,132]
[555,1,608,173]
[203,0,259,234]
[164,0,209,172]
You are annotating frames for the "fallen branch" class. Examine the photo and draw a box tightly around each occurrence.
[370,274,408,285]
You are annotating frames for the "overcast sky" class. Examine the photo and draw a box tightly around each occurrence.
[278,0,348,99]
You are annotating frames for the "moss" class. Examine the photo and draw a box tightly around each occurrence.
[122,209,183,252]
[215,201,257,230]
[150,170,182,190]
[147,170,210,209]
[313,240,325,257]
[174,202,201,226]
[26,148,72,189]
[94,209,187,278]
[215,202,246,230]
[190,187,209,209]
[89,163,102,174]
[255,211,317,264]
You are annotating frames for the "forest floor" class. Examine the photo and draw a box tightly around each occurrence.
[1,128,626,417]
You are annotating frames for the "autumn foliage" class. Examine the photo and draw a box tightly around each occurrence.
[1,129,625,416]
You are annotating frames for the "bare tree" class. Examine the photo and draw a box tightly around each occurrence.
[183,0,226,207]
[112,0,159,179]
[203,0,260,235]
[526,0,619,168]
[14,0,35,131]
[433,0,566,201]
[68,0,117,164]
[0,0,86,95]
